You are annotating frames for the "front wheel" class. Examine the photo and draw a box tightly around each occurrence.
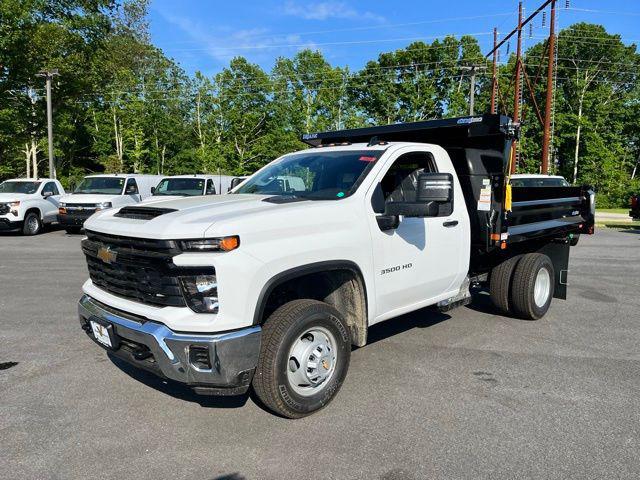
[252,299,351,418]
[22,212,42,235]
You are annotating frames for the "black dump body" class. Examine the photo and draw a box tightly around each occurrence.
[303,114,595,273]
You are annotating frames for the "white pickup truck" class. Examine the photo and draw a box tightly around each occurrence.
[0,178,65,235]
[140,174,237,204]
[58,174,162,233]
[77,115,594,418]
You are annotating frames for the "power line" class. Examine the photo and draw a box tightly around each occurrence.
[161,12,517,45]
[162,31,494,53]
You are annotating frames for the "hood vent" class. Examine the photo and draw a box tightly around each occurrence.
[114,206,177,220]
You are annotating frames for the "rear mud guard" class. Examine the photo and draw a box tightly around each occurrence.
[537,240,570,300]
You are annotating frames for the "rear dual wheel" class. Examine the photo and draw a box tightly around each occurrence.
[490,253,555,320]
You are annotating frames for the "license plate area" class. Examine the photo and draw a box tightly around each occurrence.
[89,317,119,350]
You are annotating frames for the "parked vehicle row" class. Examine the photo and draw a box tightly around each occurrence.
[75,114,595,418]
[0,174,241,235]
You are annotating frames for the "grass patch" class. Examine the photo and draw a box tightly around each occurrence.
[596,208,630,214]
[595,222,640,229]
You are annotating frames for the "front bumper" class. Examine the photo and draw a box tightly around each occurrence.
[58,210,96,226]
[0,218,21,231]
[78,295,262,395]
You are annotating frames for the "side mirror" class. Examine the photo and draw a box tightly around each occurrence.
[126,186,137,195]
[417,172,453,203]
[42,191,53,198]
[385,173,453,218]
[385,200,439,217]
[150,186,155,194]
[229,177,244,190]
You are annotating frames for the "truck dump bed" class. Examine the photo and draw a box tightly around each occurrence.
[302,114,595,261]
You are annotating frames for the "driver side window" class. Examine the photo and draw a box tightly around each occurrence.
[125,178,138,195]
[206,179,216,195]
[42,182,59,196]
[381,152,436,202]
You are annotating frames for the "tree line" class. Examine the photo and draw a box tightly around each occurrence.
[1,1,639,206]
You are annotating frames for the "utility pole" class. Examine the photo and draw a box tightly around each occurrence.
[490,28,498,114]
[36,69,58,179]
[460,65,486,115]
[541,0,556,174]
[510,1,524,174]
[485,0,556,174]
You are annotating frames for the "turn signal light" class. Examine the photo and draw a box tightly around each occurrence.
[59,207,67,215]
[220,236,240,251]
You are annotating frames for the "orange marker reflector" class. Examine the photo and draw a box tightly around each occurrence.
[490,233,501,241]
[220,236,240,251]
[500,241,507,250]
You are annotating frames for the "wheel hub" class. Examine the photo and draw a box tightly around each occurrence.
[287,327,337,396]
[534,267,551,308]
[27,216,38,233]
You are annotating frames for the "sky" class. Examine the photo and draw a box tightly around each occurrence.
[148,0,640,76]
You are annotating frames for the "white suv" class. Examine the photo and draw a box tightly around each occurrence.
[0,178,65,235]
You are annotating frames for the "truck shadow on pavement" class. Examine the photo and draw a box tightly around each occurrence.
[462,289,504,316]
[107,353,250,409]
[361,307,450,346]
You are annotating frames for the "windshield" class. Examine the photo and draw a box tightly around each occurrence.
[154,178,205,196]
[234,150,382,199]
[74,177,125,195]
[0,181,41,194]
[511,177,570,187]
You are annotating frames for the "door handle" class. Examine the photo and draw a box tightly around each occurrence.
[443,220,458,227]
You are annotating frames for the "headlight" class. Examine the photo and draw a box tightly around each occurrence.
[59,202,66,207]
[95,202,112,210]
[178,236,239,252]
[180,275,219,313]
[9,201,20,216]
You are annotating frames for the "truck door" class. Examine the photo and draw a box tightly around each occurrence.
[41,181,61,222]
[367,150,465,318]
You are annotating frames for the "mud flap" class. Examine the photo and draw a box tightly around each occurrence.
[538,240,570,300]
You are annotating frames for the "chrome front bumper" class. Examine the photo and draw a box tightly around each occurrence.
[78,295,261,395]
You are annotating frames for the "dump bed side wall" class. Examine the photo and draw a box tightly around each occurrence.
[509,185,593,242]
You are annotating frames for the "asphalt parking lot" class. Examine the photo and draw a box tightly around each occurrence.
[1,227,639,480]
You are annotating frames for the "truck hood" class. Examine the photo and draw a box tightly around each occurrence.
[59,193,119,204]
[0,193,32,203]
[85,194,285,239]
[138,195,188,204]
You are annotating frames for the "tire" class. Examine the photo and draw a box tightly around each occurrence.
[510,253,555,320]
[22,211,42,236]
[252,299,351,418]
[569,234,580,246]
[65,227,81,234]
[489,255,523,315]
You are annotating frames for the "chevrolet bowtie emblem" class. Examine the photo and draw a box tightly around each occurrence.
[97,246,117,265]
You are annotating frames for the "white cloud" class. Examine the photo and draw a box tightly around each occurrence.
[282,1,385,22]
[155,11,319,68]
